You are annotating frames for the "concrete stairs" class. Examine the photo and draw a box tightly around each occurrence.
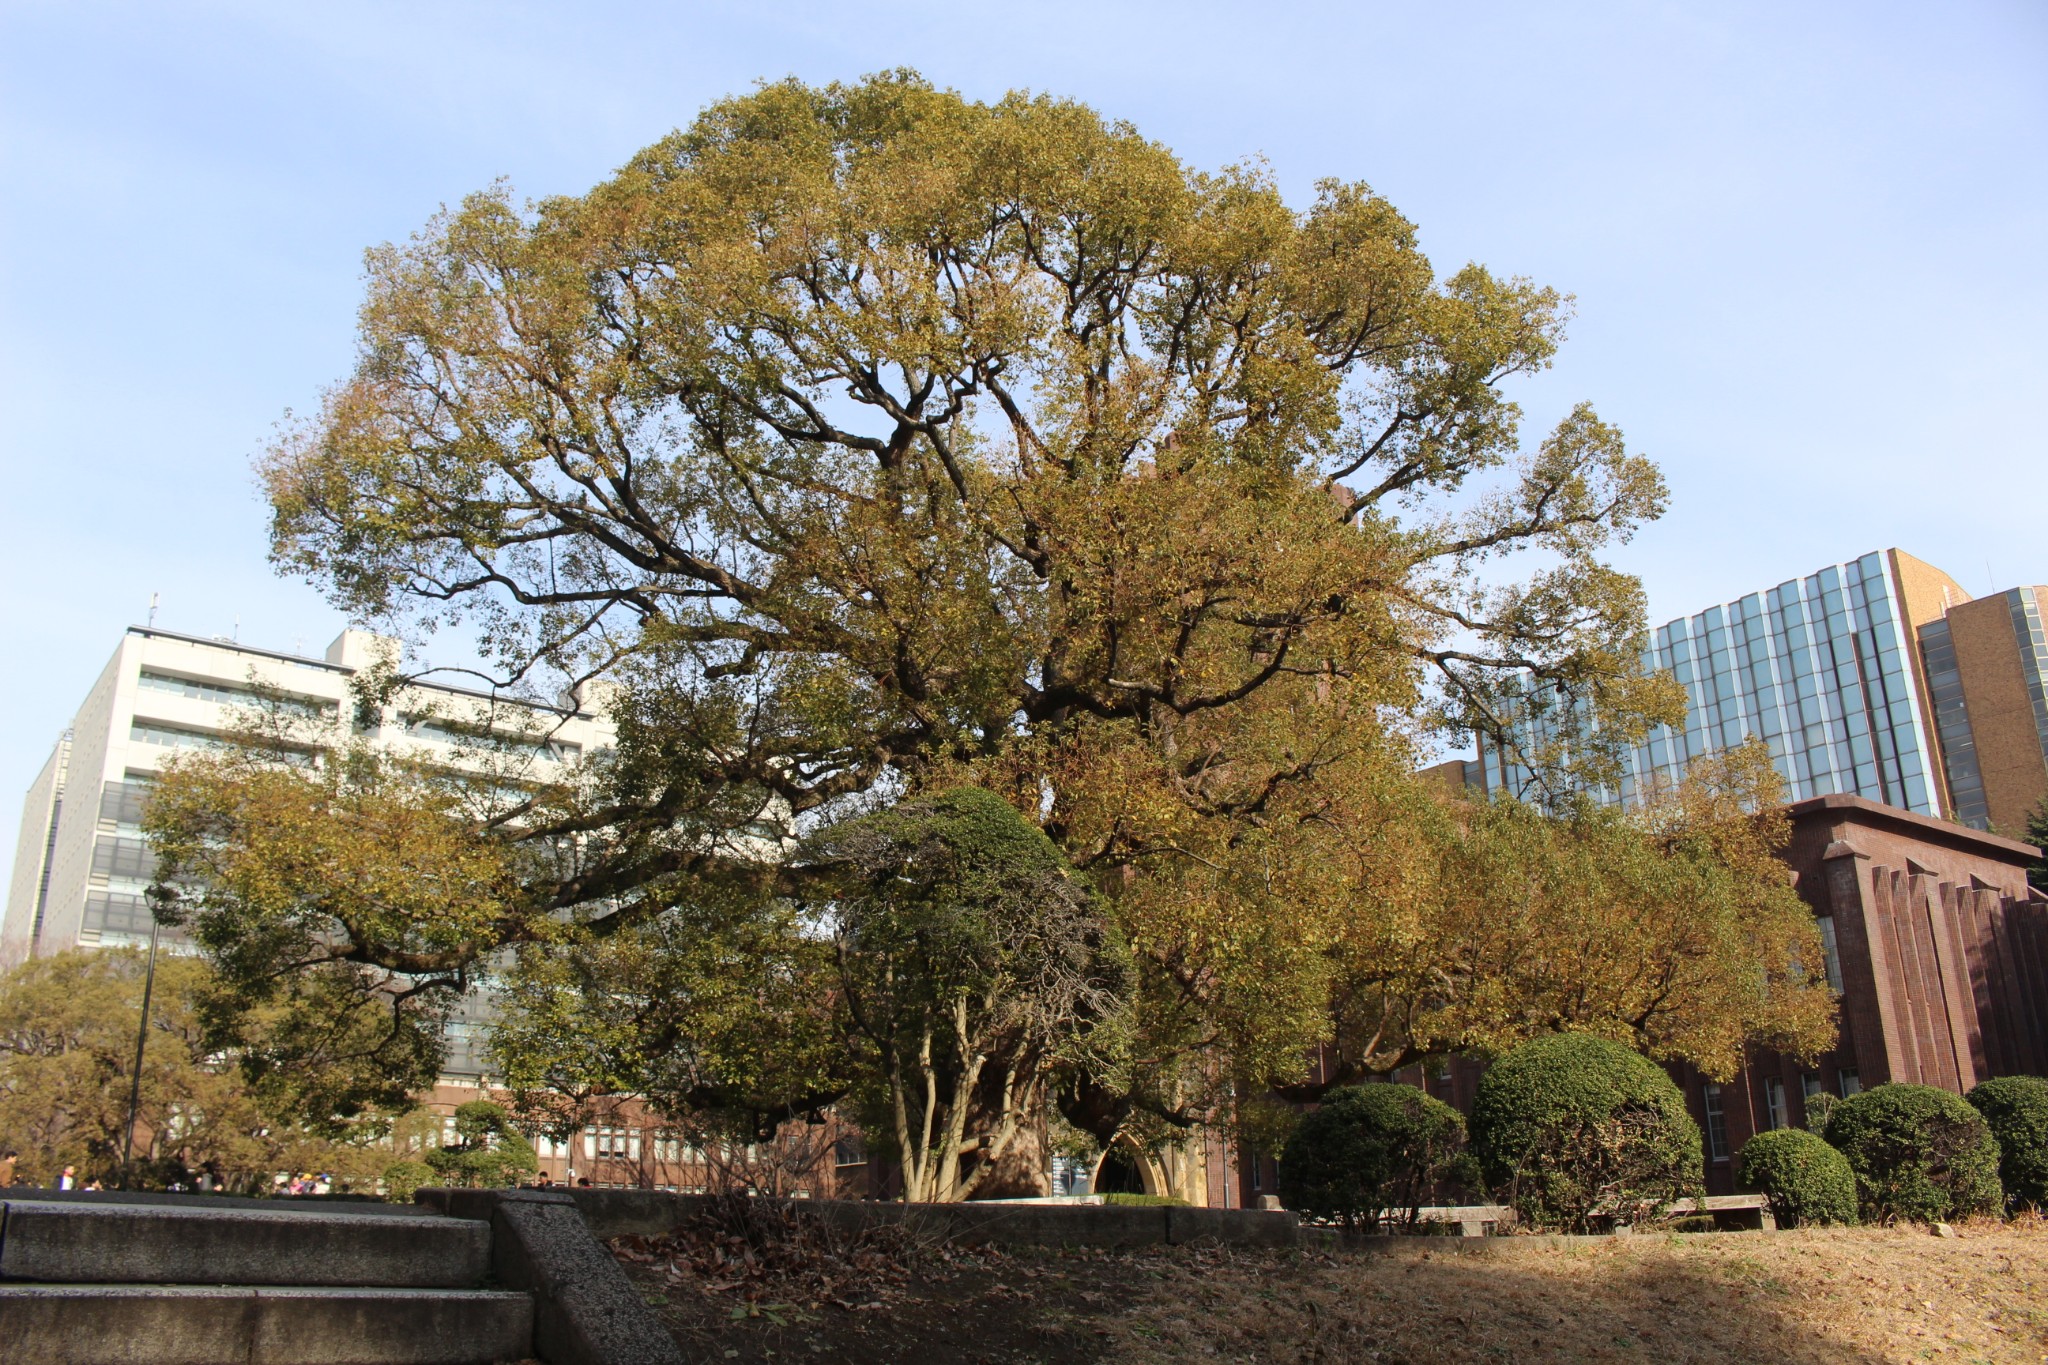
[0,1195,534,1365]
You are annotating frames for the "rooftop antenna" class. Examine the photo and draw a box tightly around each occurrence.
[147,593,158,629]
[232,616,240,643]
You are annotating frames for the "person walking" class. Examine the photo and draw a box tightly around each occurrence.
[0,1151,17,1187]
[58,1165,76,1190]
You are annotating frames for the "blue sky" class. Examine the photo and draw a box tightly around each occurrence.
[3,0,2044,856]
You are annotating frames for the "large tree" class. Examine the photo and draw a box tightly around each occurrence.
[178,74,1836,1185]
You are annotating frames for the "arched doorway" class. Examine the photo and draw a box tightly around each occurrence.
[1091,1140,1152,1195]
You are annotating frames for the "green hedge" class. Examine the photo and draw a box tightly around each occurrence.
[1967,1075,2048,1212]
[1099,1192,1188,1207]
[1824,1084,2002,1223]
[1277,1083,1468,1230]
[1469,1033,1702,1232]
[1737,1128,1857,1227]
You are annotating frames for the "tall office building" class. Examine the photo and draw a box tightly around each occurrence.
[1472,550,2048,835]
[2,625,614,970]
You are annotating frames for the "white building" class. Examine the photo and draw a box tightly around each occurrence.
[2,626,615,970]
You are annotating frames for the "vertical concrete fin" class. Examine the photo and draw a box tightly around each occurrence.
[1925,880,1981,1090]
[1825,843,1899,1084]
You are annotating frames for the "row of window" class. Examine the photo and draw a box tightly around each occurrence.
[1701,1069,1860,1162]
[1918,619,1991,829]
[2007,589,2048,774]
[399,714,581,763]
[81,888,182,942]
[138,669,336,719]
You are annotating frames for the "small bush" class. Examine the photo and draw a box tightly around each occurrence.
[1278,1084,1468,1230]
[1469,1033,1703,1232]
[1967,1075,2048,1212]
[1737,1128,1857,1227]
[382,1159,434,1204]
[1824,1084,2002,1223]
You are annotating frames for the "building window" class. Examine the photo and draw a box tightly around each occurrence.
[97,778,153,829]
[82,890,176,941]
[1766,1077,1789,1131]
[1703,1084,1729,1162]
[129,720,225,751]
[586,1126,636,1159]
[833,1139,867,1168]
[90,835,157,882]
[1802,1074,1824,1102]
[1815,916,1843,993]
[1838,1069,1861,1097]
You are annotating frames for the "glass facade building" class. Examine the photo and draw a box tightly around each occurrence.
[1478,551,1943,816]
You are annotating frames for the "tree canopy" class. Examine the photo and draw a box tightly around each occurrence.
[0,950,396,1189]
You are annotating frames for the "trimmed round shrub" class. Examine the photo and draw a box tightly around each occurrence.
[1823,1083,2003,1223]
[1278,1084,1468,1230]
[1967,1075,2048,1212]
[1469,1033,1703,1232]
[381,1159,434,1204]
[1737,1128,1857,1227]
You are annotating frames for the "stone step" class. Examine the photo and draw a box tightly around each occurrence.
[0,1199,492,1288]
[0,1284,534,1365]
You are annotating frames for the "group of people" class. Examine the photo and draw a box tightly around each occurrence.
[0,1153,102,1191]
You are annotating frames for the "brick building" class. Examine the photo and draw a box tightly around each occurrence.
[1674,793,2047,1194]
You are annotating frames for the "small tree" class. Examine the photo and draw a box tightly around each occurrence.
[810,788,1130,1203]
[1468,1033,1702,1232]
[1737,1129,1857,1227]
[1824,1084,2002,1224]
[1967,1075,2048,1213]
[424,1102,538,1189]
[1278,1084,1468,1230]
[382,1159,434,1204]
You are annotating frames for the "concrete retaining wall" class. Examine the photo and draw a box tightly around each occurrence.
[421,1187,1302,1250]
[419,1187,1774,1253]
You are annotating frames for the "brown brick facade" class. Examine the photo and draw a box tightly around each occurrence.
[1674,795,2044,1193]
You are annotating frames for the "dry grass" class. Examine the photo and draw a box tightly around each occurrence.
[1111,1221,2048,1365]
[615,1210,2048,1363]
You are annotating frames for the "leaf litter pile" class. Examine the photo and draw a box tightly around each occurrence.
[613,1198,2048,1364]
[610,1193,1115,1362]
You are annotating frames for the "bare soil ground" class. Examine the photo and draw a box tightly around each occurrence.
[611,1206,2048,1364]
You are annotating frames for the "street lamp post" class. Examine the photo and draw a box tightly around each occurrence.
[120,910,164,1188]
